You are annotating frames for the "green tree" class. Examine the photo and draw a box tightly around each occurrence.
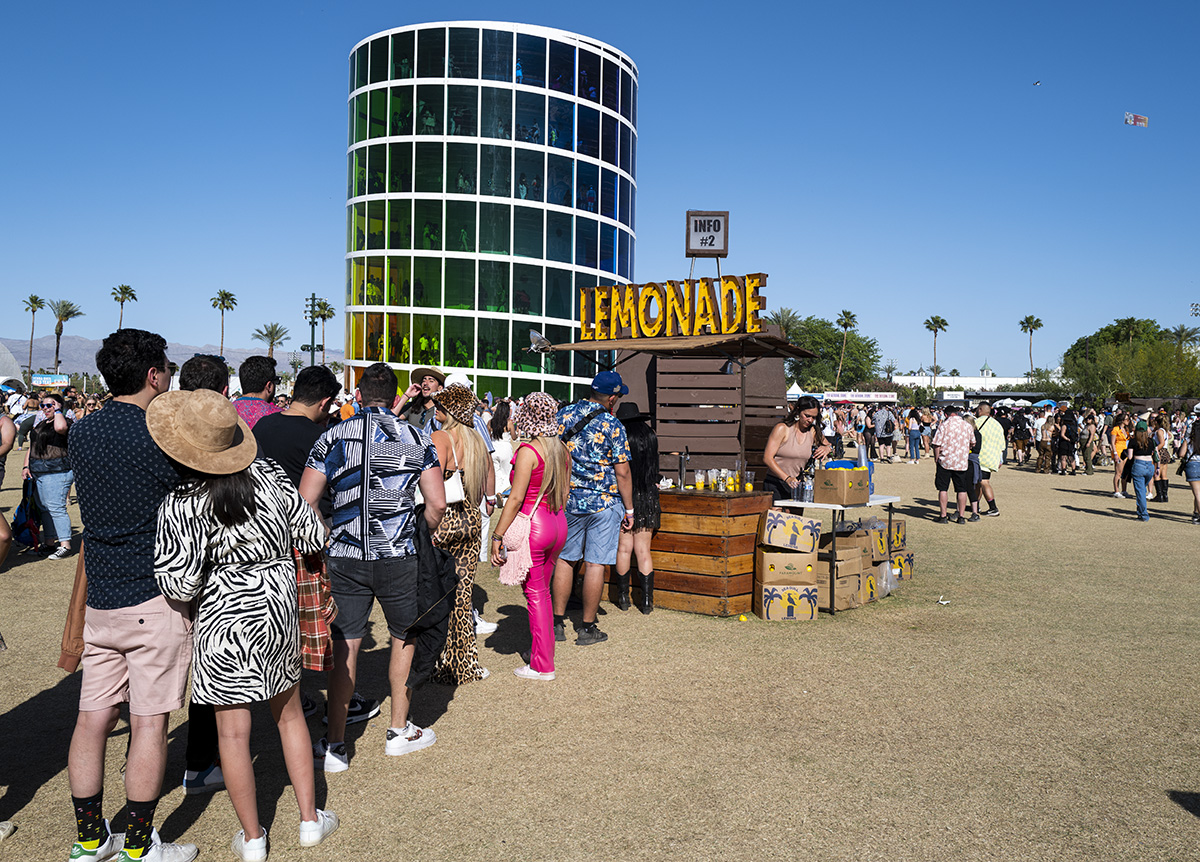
[211,290,238,356]
[23,295,44,379]
[48,299,85,373]
[251,322,290,359]
[923,316,948,390]
[1063,318,1164,367]
[1167,324,1200,350]
[1019,315,1043,376]
[834,310,857,389]
[766,309,880,390]
[111,284,137,329]
[313,299,337,365]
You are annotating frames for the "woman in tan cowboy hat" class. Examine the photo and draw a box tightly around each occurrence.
[148,389,338,860]
[428,383,495,684]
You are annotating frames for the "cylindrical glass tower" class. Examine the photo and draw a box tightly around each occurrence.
[345,22,638,402]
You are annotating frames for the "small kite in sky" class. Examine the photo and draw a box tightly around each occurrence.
[1033,80,1040,85]
[1125,112,1148,127]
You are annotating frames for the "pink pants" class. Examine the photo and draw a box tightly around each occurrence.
[523,505,567,673]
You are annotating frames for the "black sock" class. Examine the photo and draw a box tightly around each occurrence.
[553,614,565,628]
[123,798,159,857]
[988,500,998,511]
[72,792,105,845]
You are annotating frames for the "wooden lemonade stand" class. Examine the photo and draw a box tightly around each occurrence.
[547,273,814,616]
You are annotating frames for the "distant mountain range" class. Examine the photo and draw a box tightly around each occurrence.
[1,334,345,376]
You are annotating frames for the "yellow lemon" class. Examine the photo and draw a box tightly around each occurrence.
[738,614,747,621]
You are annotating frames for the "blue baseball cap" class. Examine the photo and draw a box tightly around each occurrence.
[591,370,628,396]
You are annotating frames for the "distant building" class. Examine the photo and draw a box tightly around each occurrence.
[893,360,1027,391]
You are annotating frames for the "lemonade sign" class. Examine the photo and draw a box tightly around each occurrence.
[578,273,767,341]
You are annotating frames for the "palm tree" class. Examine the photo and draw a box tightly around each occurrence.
[1113,317,1140,347]
[111,284,137,329]
[23,295,44,376]
[883,360,898,382]
[923,316,948,390]
[48,300,85,373]
[833,310,857,389]
[251,322,290,359]
[1167,324,1200,349]
[313,299,337,365]
[1018,315,1043,376]
[211,290,238,356]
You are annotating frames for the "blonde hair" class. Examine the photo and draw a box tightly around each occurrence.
[440,413,489,506]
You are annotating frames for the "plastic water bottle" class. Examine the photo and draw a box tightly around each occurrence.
[802,476,814,503]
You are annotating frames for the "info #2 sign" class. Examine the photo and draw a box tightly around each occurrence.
[686,210,729,258]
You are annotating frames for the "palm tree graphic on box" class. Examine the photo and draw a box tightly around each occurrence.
[762,586,782,619]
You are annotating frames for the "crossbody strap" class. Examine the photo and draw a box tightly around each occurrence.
[562,407,604,444]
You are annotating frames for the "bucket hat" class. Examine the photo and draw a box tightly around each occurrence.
[146,389,256,475]
[514,392,560,438]
[434,383,479,428]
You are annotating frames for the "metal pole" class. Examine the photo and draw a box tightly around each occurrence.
[309,294,318,366]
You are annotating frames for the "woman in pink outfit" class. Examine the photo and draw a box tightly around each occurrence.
[490,393,569,681]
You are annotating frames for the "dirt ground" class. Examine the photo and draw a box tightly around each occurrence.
[2,444,1200,861]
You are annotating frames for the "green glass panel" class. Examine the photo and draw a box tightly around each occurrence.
[347,100,354,147]
[366,258,385,306]
[414,142,443,192]
[349,54,356,95]
[545,380,570,401]
[513,206,543,259]
[355,45,368,90]
[417,28,445,78]
[353,202,366,252]
[355,93,369,144]
[478,203,510,254]
[392,32,414,79]
[345,206,353,254]
[387,312,411,363]
[446,201,476,253]
[350,259,365,305]
[388,142,412,192]
[369,37,389,84]
[446,143,476,194]
[481,30,512,82]
[511,376,539,396]
[514,149,544,201]
[447,86,477,136]
[367,202,386,251]
[444,258,475,310]
[545,268,572,320]
[480,88,511,139]
[413,314,441,364]
[413,257,441,308]
[544,323,571,376]
[365,311,384,361]
[369,89,387,138]
[449,28,478,78]
[390,86,413,136]
[547,154,571,206]
[546,211,572,264]
[353,148,366,197]
[478,318,509,371]
[478,260,509,313]
[368,144,385,194]
[387,199,411,250]
[387,256,411,306]
[415,200,442,250]
[513,263,542,316]
[416,85,443,135]
[477,375,508,400]
[444,315,475,369]
[480,145,510,197]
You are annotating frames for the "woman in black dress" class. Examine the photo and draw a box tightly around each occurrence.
[613,402,659,614]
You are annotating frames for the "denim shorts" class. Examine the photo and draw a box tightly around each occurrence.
[560,505,623,566]
[326,554,418,641]
[1186,459,1200,483]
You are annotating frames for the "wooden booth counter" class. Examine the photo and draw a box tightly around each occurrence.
[608,488,773,616]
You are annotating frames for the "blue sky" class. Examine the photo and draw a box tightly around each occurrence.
[2,1,1196,378]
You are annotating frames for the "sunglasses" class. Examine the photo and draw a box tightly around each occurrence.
[41,402,58,408]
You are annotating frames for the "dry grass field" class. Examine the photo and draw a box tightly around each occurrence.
[2,445,1199,861]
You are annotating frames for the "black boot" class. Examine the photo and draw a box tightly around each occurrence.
[636,571,654,615]
[1160,480,1169,503]
[614,570,631,611]
[1152,480,1164,503]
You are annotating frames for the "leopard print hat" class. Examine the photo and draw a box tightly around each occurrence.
[514,392,560,438]
[434,383,479,428]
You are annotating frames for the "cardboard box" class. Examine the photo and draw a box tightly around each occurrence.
[867,519,907,560]
[819,531,873,569]
[812,467,870,506]
[759,510,822,553]
[891,550,916,581]
[815,567,863,611]
[752,579,820,621]
[756,547,819,585]
[817,547,863,578]
[859,565,879,604]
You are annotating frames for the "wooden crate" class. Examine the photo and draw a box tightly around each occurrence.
[606,489,772,616]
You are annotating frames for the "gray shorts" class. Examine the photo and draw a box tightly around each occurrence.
[327,555,418,641]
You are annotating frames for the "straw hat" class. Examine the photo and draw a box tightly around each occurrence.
[514,392,560,438]
[146,389,256,474]
[411,366,446,386]
[434,383,479,428]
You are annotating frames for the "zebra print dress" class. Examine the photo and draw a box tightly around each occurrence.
[154,459,325,705]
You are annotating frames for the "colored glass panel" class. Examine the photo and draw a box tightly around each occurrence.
[355,45,368,89]
[446,200,476,252]
[367,201,386,250]
[413,314,441,364]
[578,51,600,103]
[577,106,599,158]
[387,199,411,250]
[619,176,631,226]
[444,315,475,368]
[446,143,476,194]
[368,144,386,194]
[602,59,618,111]
[576,162,598,212]
[515,35,545,87]
[479,203,510,254]
[417,28,445,78]
[478,318,509,370]
[513,263,543,317]
[477,375,508,399]
[575,216,597,268]
[354,93,368,143]
[391,31,414,79]
[366,258,385,305]
[600,168,617,220]
[447,86,476,136]
[481,87,511,139]
[369,37,389,84]
[546,211,572,263]
[513,206,543,259]
[548,98,573,150]
[352,202,366,252]
[481,30,512,81]
[444,259,475,310]
[369,89,387,138]
[388,142,412,192]
[387,256,411,306]
[387,312,412,363]
[389,86,413,135]
[601,113,617,165]
[544,323,571,376]
[414,142,443,192]
[547,154,572,206]
[366,312,384,361]
[413,257,441,308]
[515,91,544,143]
[449,28,478,78]
[600,224,616,273]
[514,149,543,201]
[479,145,511,197]
[548,41,574,95]
[546,269,572,320]
[416,85,443,134]
[478,260,509,312]
[415,199,442,250]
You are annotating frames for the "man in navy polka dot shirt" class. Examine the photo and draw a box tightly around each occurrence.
[65,329,198,862]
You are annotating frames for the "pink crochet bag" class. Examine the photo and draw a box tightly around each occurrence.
[498,484,546,586]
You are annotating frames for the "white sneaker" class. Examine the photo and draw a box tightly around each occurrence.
[479,667,491,680]
[312,737,349,773]
[67,819,120,861]
[513,664,555,681]
[0,820,14,842]
[299,809,339,848]
[385,721,437,756]
[230,827,268,861]
[473,609,498,634]
[1113,492,1126,498]
[120,833,199,862]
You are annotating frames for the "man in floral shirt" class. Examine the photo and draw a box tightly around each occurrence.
[931,405,973,524]
[553,371,633,646]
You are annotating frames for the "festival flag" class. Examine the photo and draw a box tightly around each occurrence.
[1124,112,1148,128]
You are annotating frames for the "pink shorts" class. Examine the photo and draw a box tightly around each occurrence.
[79,594,193,716]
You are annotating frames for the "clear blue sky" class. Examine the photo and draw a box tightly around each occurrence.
[2,1,1196,377]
